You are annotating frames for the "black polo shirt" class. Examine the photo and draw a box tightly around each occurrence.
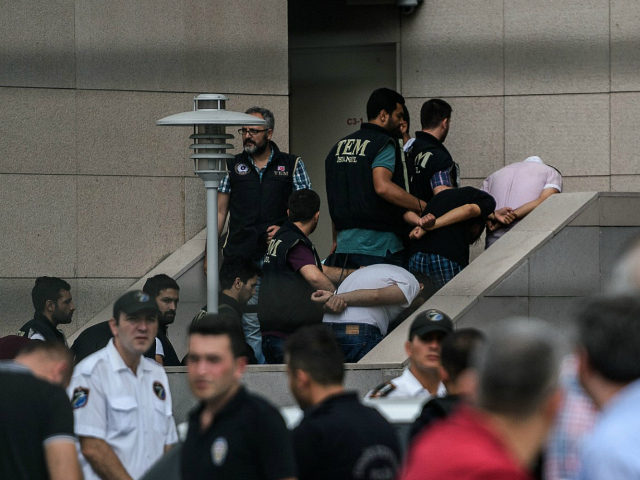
[181,386,296,480]
[293,392,401,480]
[0,362,75,480]
[411,186,496,266]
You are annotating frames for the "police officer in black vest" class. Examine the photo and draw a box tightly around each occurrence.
[325,88,425,269]
[405,98,459,204]
[217,106,311,364]
[259,189,353,364]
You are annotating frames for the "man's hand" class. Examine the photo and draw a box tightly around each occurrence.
[266,225,280,242]
[311,290,347,313]
[494,207,516,225]
[409,226,427,240]
[418,213,436,229]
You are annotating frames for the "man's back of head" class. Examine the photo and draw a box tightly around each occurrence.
[285,324,344,388]
[15,340,73,387]
[475,317,566,419]
[366,87,405,121]
[440,328,485,395]
[288,189,320,224]
[576,295,640,400]
[420,99,452,130]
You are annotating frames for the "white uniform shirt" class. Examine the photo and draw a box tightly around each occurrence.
[323,264,420,335]
[68,339,178,480]
[366,367,447,399]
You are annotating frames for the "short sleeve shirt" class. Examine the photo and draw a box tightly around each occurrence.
[181,387,296,480]
[68,339,178,480]
[0,362,75,480]
[287,243,317,272]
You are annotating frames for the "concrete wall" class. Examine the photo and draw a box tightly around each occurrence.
[0,1,289,336]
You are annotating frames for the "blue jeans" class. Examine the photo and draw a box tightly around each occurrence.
[242,276,266,364]
[326,323,383,363]
[262,334,287,364]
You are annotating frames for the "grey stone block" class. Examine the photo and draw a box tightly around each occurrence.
[444,96,504,179]
[77,176,184,277]
[505,95,610,177]
[0,88,76,175]
[486,261,529,297]
[511,192,598,232]
[600,195,640,226]
[599,226,640,290]
[529,296,582,337]
[0,175,77,277]
[562,176,611,193]
[401,0,503,97]
[0,278,39,337]
[75,0,185,91]
[456,296,529,330]
[0,1,75,88]
[183,0,288,94]
[611,0,640,91]
[569,201,600,226]
[504,0,609,95]
[612,175,640,192]
[184,178,206,241]
[611,93,640,175]
[529,226,600,296]
[71,278,136,334]
[77,90,190,177]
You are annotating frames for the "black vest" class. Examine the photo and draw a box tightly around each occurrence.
[19,313,66,344]
[406,131,459,203]
[223,142,298,260]
[259,222,323,333]
[325,123,407,233]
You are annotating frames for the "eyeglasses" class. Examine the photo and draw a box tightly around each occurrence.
[238,128,269,136]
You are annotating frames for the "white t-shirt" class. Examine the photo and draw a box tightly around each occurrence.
[68,339,178,480]
[323,264,420,335]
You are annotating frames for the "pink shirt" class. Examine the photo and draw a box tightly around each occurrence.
[482,156,562,246]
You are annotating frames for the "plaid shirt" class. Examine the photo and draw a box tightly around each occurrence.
[218,148,311,193]
[409,252,463,289]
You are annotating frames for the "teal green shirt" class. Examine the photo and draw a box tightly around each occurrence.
[336,143,404,256]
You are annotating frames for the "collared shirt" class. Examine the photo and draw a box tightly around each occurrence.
[68,339,178,480]
[218,148,311,193]
[366,367,447,399]
[578,378,640,480]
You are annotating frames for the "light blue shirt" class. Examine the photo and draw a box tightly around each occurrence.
[578,378,640,479]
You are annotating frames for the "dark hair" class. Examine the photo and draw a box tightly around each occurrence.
[441,328,485,383]
[577,295,640,383]
[288,189,320,223]
[475,317,565,417]
[420,99,452,130]
[188,313,246,358]
[285,325,344,386]
[32,277,71,313]
[219,258,261,290]
[143,274,180,298]
[366,88,405,121]
[245,106,274,130]
[402,104,410,131]
[17,340,74,386]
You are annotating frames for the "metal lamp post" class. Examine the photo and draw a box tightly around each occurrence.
[157,94,265,313]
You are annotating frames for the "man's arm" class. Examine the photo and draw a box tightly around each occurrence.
[299,265,335,292]
[45,440,82,480]
[80,436,132,480]
[217,191,230,234]
[313,285,406,307]
[512,187,559,220]
[373,166,424,213]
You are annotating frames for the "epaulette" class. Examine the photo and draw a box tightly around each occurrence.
[368,381,396,398]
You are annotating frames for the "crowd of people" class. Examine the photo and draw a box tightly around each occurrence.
[4,86,635,480]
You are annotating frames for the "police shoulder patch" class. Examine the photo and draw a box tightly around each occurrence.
[211,437,228,466]
[153,381,166,401]
[235,163,249,175]
[369,381,396,399]
[72,387,90,409]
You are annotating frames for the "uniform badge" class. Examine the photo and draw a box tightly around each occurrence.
[211,437,228,466]
[72,387,90,409]
[153,381,166,400]
[235,163,249,175]
[368,381,396,399]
